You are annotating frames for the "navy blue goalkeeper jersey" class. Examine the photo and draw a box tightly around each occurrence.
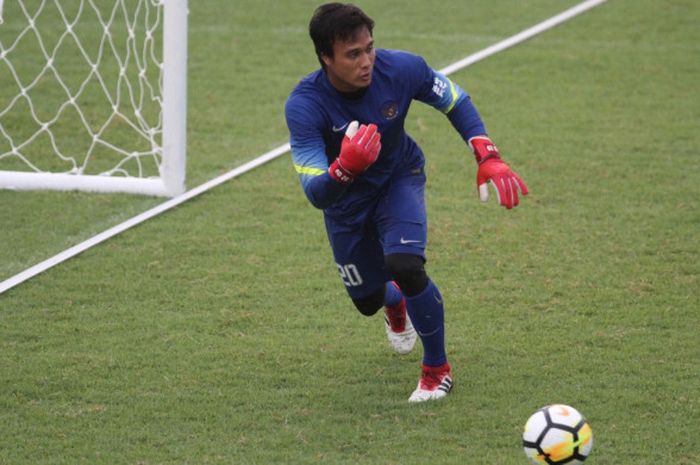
[285,48,487,218]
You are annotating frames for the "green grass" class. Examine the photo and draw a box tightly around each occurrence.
[1,1,699,464]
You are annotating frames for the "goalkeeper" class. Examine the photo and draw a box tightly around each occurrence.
[284,3,528,402]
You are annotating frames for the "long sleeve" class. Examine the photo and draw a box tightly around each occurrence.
[285,93,347,209]
[410,55,488,141]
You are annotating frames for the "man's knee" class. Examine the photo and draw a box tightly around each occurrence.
[384,253,429,297]
[351,287,384,316]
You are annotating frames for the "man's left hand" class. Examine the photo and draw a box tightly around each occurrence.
[469,136,528,209]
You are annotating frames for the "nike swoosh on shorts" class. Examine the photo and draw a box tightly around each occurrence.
[400,238,422,245]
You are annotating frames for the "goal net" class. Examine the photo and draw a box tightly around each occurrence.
[0,0,187,197]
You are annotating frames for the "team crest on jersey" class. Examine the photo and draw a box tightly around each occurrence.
[381,101,399,120]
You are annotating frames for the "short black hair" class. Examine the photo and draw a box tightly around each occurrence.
[309,3,374,67]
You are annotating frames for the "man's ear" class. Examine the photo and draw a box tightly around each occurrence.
[321,53,332,67]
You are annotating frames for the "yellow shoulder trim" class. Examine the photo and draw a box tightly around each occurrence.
[443,79,459,114]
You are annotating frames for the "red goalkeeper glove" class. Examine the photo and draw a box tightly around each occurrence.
[329,121,381,184]
[469,136,528,209]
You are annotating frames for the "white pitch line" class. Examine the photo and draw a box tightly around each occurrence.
[0,0,608,296]
[438,0,609,75]
[0,142,291,295]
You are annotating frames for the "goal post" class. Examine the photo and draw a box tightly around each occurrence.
[0,0,188,197]
[161,0,187,197]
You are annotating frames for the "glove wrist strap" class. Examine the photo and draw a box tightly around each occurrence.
[468,136,501,164]
[329,159,354,185]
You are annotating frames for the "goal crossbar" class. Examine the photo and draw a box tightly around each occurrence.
[0,170,171,196]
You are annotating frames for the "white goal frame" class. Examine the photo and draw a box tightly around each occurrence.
[0,0,188,197]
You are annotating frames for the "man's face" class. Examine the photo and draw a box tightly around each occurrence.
[322,26,375,93]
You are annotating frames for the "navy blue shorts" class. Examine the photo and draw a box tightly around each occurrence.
[324,167,427,299]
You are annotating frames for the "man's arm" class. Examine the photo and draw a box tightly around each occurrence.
[414,62,528,209]
[285,97,380,209]
[285,95,344,209]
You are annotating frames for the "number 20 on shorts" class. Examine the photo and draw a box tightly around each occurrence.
[337,263,363,287]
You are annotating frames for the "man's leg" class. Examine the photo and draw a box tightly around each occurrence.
[324,214,416,354]
[384,254,446,365]
[385,253,453,402]
[346,281,416,354]
[376,167,453,402]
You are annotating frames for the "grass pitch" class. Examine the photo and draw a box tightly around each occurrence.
[1,1,699,464]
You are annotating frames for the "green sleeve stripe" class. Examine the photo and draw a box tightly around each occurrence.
[294,164,325,176]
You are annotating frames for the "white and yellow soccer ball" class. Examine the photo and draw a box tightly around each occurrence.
[522,404,593,465]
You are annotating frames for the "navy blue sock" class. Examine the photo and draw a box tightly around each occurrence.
[383,281,403,307]
[405,280,447,366]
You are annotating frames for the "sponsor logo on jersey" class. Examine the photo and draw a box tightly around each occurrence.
[332,121,350,132]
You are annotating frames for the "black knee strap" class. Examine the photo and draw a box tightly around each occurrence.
[384,253,429,297]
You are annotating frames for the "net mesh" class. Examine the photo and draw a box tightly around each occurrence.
[0,0,164,178]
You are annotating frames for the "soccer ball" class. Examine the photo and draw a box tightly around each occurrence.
[522,404,593,464]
